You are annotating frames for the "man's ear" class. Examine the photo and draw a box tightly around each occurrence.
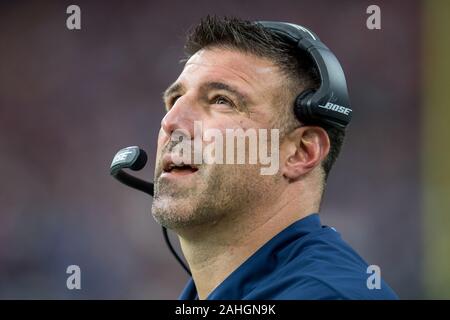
[281,126,330,181]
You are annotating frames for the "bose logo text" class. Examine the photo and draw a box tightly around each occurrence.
[318,102,351,115]
[113,151,133,163]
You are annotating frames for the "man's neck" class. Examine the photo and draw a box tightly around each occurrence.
[177,191,317,300]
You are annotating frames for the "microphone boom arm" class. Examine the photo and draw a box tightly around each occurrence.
[113,170,154,196]
[110,146,191,277]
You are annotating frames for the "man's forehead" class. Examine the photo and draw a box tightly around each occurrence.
[171,49,288,106]
[182,48,281,82]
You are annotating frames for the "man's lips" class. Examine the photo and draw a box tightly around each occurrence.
[161,154,199,177]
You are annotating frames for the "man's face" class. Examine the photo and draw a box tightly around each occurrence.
[151,47,287,231]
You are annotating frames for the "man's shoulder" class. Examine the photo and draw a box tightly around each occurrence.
[269,273,398,300]
[247,225,398,300]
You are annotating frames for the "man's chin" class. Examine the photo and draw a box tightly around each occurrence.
[151,197,195,229]
[151,197,223,232]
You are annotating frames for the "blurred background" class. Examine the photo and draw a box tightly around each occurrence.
[0,0,449,299]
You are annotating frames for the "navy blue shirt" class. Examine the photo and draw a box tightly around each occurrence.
[179,213,398,300]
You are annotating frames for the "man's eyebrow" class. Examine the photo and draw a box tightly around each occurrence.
[202,82,249,108]
[163,81,250,110]
[163,82,184,102]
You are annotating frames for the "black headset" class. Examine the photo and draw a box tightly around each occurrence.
[257,21,352,129]
[110,21,352,277]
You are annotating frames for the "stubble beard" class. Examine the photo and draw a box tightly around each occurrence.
[151,162,273,233]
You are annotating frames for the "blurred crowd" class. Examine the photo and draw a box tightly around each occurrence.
[0,0,421,298]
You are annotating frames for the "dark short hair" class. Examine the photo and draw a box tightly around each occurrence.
[184,16,346,181]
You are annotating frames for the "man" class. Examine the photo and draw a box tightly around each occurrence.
[151,16,398,300]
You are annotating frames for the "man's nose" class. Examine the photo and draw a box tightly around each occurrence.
[161,95,200,138]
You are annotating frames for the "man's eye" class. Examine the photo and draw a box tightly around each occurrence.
[212,96,233,106]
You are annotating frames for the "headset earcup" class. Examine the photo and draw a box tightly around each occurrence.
[294,89,316,123]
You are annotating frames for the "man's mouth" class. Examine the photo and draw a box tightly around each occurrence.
[161,155,199,177]
[164,163,199,175]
